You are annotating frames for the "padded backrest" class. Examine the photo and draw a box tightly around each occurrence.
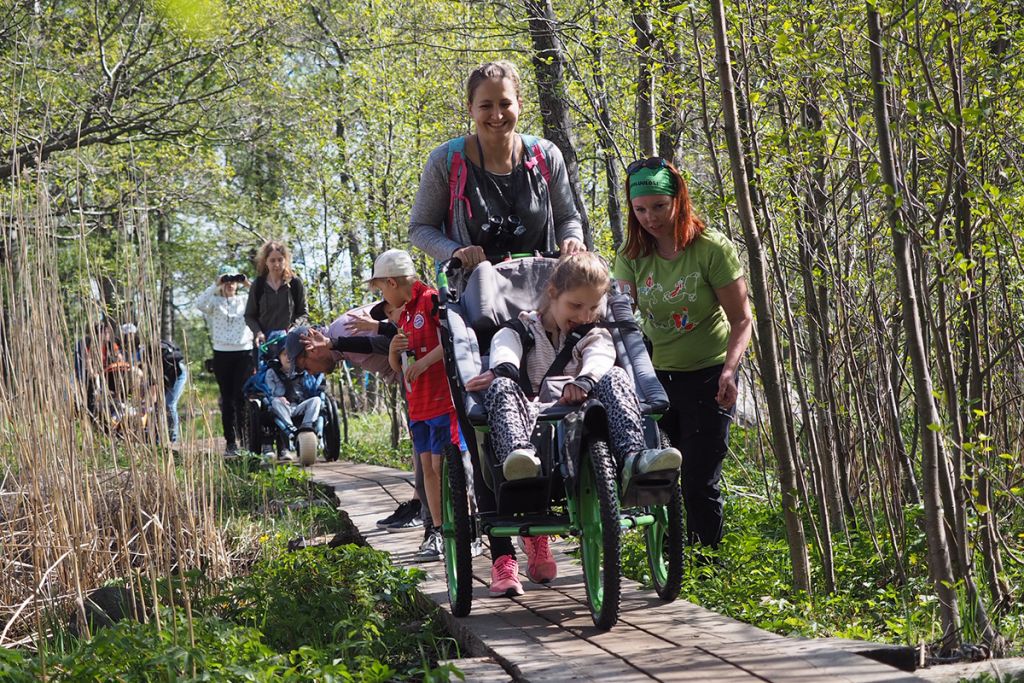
[458,257,558,351]
[605,291,669,414]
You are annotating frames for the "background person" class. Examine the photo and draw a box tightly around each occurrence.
[613,158,752,549]
[409,60,586,269]
[245,240,307,346]
[197,265,254,457]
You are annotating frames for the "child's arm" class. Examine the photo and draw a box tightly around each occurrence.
[388,331,408,374]
[559,329,616,405]
[264,369,286,399]
[405,344,442,383]
[465,326,524,392]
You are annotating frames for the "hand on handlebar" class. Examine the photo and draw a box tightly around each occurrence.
[453,245,486,269]
[560,238,587,256]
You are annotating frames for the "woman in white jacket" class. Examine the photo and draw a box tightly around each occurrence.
[197,265,254,456]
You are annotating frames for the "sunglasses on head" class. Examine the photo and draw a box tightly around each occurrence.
[626,157,669,175]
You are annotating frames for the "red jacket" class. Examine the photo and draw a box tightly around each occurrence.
[399,281,454,421]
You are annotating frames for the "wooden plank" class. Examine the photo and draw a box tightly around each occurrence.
[309,460,928,683]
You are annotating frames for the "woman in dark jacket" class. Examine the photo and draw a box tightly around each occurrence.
[244,240,307,345]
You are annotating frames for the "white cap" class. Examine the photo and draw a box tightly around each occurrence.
[120,323,138,334]
[366,249,416,282]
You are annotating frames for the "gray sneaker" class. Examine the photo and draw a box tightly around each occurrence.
[413,529,443,562]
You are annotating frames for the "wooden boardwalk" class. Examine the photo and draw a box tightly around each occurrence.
[311,461,925,682]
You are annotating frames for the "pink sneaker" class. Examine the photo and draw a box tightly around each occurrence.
[489,555,525,597]
[521,535,558,583]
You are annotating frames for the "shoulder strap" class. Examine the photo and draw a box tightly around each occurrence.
[543,320,639,380]
[544,323,597,380]
[447,137,472,236]
[499,318,535,394]
[520,135,551,185]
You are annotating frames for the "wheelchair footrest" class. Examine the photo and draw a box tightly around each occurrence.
[620,472,678,508]
[495,476,553,515]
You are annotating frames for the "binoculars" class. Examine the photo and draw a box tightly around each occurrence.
[220,273,246,283]
[480,214,526,249]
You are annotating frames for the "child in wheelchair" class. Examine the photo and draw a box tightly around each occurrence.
[464,252,682,597]
[243,331,325,463]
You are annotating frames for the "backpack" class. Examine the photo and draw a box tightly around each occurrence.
[161,339,185,384]
[446,134,551,237]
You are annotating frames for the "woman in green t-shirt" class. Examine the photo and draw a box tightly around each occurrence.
[612,158,752,549]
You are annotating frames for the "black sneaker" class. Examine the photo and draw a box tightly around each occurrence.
[387,505,425,533]
[376,501,414,529]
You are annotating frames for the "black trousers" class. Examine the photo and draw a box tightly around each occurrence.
[212,350,252,448]
[657,364,735,548]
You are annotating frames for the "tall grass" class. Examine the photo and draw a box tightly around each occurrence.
[0,181,227,647]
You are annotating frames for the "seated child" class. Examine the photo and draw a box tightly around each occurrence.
[465,252,683,598]
[265,335,322,461]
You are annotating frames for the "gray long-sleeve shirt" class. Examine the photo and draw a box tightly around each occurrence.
[409,137,584,262]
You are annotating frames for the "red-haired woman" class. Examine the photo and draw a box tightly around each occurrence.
[613,158,752,549]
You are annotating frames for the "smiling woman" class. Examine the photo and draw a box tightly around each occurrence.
[408,60,585,268]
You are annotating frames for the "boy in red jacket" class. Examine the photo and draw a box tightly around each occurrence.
[370,249,466,562]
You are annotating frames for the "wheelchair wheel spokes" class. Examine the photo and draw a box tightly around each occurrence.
[578,437,620,630]
[645,474,683,601]
[442,444,473,617]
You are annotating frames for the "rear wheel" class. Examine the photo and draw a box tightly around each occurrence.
[245,401,262,454]
[646,427,684,600]
[323,394,341,462]
[442,443,473,617]
[578,437,621,630]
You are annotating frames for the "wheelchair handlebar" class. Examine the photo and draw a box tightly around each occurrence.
[439,251,562,281]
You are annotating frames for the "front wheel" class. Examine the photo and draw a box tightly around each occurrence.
[442,444,473,617]
[577,437,621,630]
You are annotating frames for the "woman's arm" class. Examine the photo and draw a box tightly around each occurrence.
[541,141,585,250]
[409,145,466,261]
[714,276,753,409]
[195,285,218,316]
[244,282,262,337]
[291,277,308,324]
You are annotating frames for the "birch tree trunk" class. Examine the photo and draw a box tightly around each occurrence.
[708,0,811,592]
[866,2,960,648]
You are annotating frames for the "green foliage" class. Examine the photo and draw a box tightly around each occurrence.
[12,461,457,681]
[31,546,456,681]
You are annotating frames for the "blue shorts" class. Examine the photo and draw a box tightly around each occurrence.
[410,412,467,456]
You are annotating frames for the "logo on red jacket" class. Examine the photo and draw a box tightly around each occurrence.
[413,313,425,330]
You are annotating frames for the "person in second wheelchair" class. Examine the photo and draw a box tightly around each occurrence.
[464,252,682,597]
[261,331,323,463]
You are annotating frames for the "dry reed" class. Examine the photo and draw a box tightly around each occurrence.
[0,179,229,647]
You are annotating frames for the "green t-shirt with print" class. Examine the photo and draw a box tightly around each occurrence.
[613,230,744,372]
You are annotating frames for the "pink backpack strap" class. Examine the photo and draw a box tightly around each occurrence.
[447,138,472,236]
[520,134,551,185]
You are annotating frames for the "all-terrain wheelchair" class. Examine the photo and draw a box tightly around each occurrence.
[241,332,341,466]
[436,254,683,630]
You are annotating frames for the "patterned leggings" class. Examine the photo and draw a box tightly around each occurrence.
[484,366,646,466]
